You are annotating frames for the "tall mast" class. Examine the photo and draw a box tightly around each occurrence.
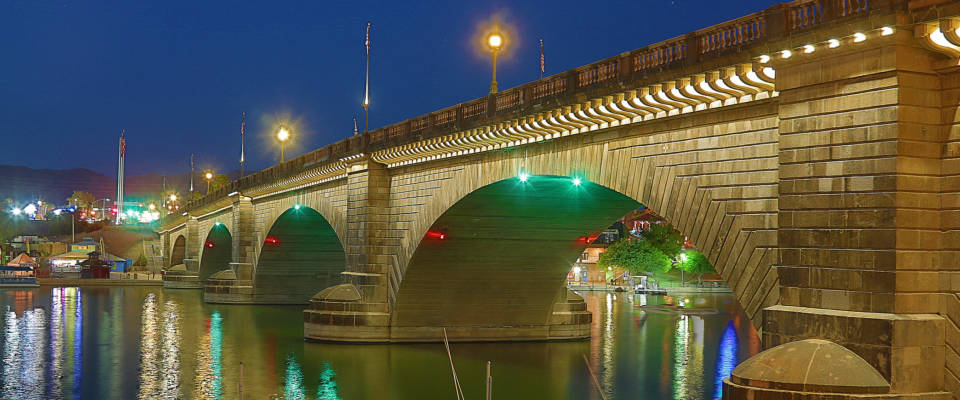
[115,130,125,224]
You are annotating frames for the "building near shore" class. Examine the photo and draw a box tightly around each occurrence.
[50,237,131,274]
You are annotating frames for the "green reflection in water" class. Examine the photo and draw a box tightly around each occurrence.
[317,362,341,400]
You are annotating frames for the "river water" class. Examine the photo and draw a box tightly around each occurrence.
[0,287,758,399]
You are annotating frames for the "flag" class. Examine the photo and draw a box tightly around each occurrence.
[539,39,545,78]
[353,117,359,136]
[365,22,371,51]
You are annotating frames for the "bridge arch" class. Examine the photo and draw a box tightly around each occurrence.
[390,113,780,329]
[169,234,186,267]
[253,204,346,303]
[198,223,232,282]
[392,175,641,328]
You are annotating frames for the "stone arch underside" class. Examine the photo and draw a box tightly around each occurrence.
[198,224,232,282]
[392,175,641,327]
[253,206,346,303]
[251,186,347,266]
[169,235,186,267]
[386,102,780,329]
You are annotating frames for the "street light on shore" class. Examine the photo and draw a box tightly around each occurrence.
[487,30,503,94]
[277,126,290,162]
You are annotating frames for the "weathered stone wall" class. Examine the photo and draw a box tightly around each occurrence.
[763,31,947,395]
[938,55,960,399]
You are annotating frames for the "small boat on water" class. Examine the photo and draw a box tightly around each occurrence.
[1,253,40,288]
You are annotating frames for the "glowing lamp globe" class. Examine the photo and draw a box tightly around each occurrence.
[488,33,502,49]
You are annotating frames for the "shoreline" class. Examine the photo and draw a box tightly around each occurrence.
[37,278,163,287]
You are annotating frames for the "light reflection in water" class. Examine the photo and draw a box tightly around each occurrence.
[316,362,341,400]
[139,293,161,398]
[713,320,739,399]
[2,307,22,397]
[71,288,83,400]
[2,305,49,399]
[672,315,689,400]
[48,288,64,398]
[284,353,306,400]
[194,310,223,399]
[160,300,182,398]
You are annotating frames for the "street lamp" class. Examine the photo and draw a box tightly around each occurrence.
[487,31,503,94]
[276,126,290,162]
[204,171,214,193]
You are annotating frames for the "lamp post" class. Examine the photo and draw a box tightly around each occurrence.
[204,171,214,194]
[487,31,503,94]
[276,126,290,163]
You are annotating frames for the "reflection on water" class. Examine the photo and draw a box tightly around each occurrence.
[713,321,739,399]
[0,288,757,399]
[317,362,342,400]
[139,293,183,399]
[284,354,307,400]
[194,310,223,399]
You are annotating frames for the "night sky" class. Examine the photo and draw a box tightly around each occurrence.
[2,1,770,177]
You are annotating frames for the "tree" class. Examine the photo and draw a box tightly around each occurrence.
[598,238,673,276]
[641,223,684,259]
[68,191,95,209]
[678,250,716,286]
[210,174,231,191]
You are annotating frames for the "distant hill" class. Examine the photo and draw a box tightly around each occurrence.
[0,164,239,206]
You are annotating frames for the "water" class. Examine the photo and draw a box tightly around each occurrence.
[0,287,759,399]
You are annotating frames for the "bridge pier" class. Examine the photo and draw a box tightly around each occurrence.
[205,194,258,303]
[727,24,949,398]
[163,216,202,289]
[303,157,595,342]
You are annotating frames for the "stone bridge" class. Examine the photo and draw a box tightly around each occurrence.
[159,0,960,397]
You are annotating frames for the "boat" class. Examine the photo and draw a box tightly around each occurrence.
[1,253,40,287]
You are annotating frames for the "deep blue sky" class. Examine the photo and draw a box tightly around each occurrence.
[1,1,771,177]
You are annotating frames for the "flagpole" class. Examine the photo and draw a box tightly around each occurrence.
[363,22,371,134]
[240,112,246,178]
[190,154,195,193]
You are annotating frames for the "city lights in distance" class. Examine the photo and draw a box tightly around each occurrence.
[169,194,177,202]
[10,208,21,215]
[293,204,301,210]
[572,177,582,186]
[518,173,529,182]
